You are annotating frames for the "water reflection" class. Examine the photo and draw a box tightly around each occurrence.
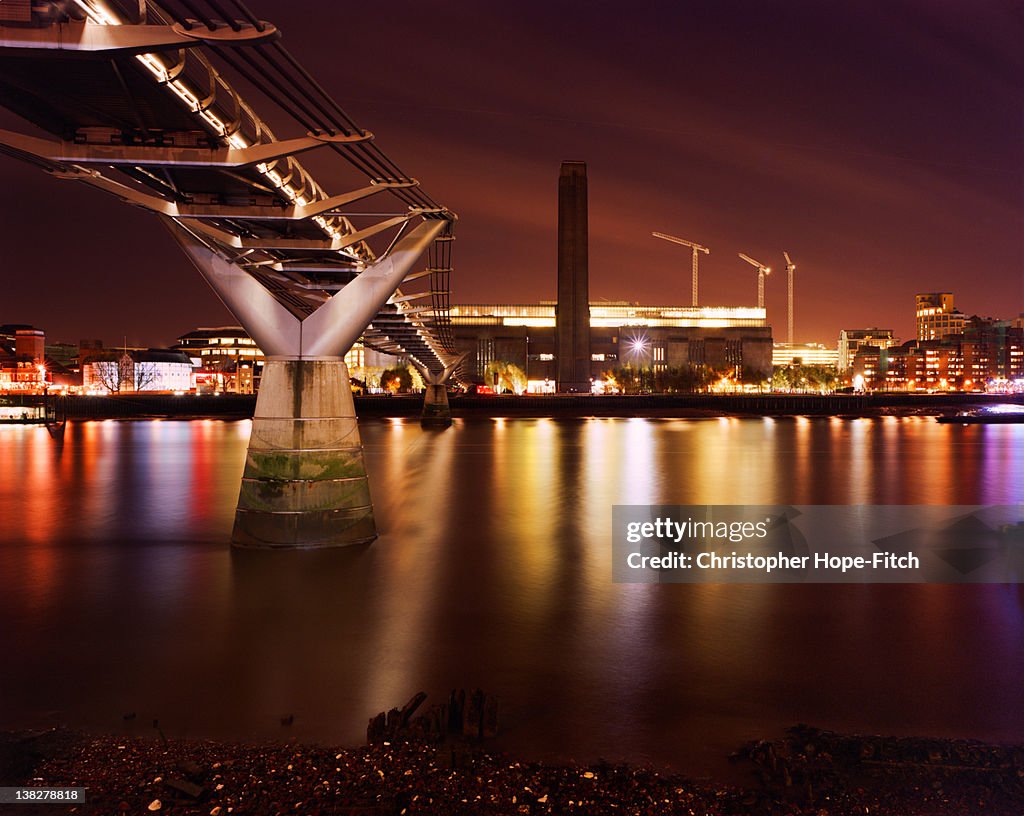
[0,417,1022,773]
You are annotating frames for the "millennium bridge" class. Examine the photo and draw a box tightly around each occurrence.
[0,0,461,547]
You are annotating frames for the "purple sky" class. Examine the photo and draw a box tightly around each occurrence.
[1,0,1021,347]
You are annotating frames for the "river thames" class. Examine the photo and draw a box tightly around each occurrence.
[1,416,1022,775]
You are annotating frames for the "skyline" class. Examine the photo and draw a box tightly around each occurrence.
[1,0,1021,347]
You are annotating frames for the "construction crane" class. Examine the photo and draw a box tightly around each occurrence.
[738,253,771,309]
[783,251,796,347]
[652,232,710,307]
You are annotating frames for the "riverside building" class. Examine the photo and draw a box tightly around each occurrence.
[449,302,773,391]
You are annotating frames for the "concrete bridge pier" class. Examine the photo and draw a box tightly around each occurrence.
[412,354,466,429]
[422,382,452,427]
[235,357,375,547]
[170,218,446,548]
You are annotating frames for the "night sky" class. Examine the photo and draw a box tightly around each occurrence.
[1,0,1021,347]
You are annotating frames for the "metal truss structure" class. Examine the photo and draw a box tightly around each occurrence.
[0,0,459,372]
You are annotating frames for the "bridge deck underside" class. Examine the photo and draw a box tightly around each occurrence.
[0,10,455,371]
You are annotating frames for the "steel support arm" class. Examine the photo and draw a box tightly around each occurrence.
[409,351,468,383]
[302,219,447,357]
[185,214,414,252]
[0,20,276,53]
[168,222,302,357]
[46,164,414,233]
[0,127,372,169]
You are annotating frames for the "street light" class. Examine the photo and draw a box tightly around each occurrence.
[525,335,530,385]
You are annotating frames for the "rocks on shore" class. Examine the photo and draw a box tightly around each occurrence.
[733,724,1024,814]
[5,724,1022,815]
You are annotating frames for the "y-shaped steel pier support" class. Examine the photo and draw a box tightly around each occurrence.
[410,353,467,428]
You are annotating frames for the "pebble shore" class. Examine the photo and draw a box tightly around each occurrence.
[2,727,1021,815]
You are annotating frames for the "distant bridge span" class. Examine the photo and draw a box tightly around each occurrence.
[0,0,461,547]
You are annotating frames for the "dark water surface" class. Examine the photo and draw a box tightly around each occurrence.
[1,416,1022,774]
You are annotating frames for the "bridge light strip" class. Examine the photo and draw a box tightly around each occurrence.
[69,0,349,246]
